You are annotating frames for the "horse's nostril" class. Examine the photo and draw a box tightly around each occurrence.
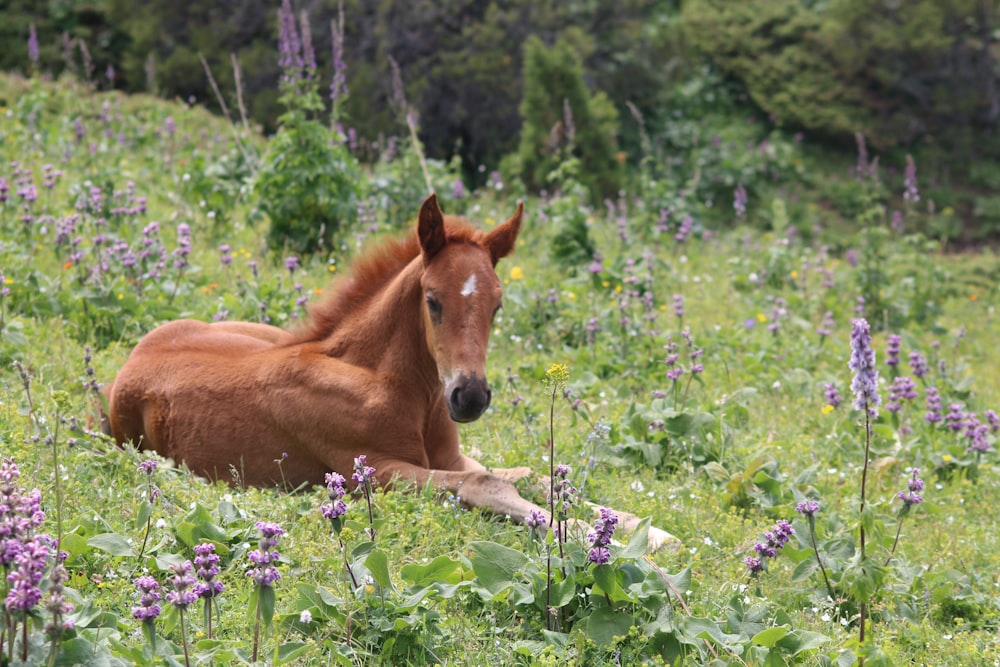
[485,388,492,406]
[451,386,462,407]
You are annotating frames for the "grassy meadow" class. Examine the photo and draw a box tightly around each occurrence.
[0,71,999,666]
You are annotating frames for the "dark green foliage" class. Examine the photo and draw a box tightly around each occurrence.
[684,0,999,154]
[683,0,869,144]
[518,31,622,202]
[255,118,361,255]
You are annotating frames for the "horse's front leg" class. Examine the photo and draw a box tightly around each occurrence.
[486,467,682,552]
[374,460,548,524]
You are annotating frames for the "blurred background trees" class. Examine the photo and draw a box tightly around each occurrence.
[3,0,998,234]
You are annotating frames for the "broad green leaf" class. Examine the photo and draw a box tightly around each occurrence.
[585,607,634,647]
[777,629,830,655]
[619,516,651,559]
[752,625,790,647]
[276,641,310,664]
[87,533,132,557]
[401,555,462,586]
[364,548,395,591]
[592,564,630,603]
[470,541,530,596]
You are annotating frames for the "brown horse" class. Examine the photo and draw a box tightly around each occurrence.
[106,194,677,550]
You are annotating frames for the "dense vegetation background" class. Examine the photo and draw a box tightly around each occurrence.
[3,0,999,236]
[1,1,1000,665]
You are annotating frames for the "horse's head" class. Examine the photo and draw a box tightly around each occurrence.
[417,193,523,423]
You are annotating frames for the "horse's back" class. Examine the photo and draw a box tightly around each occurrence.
[107,319,287,458]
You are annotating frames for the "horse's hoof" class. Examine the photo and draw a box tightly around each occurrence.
[491,466,535,483]
[647,526,682,553]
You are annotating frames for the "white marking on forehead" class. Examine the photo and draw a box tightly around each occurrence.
[460,274,478,297]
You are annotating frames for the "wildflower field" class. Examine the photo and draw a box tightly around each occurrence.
[0,64,999,666]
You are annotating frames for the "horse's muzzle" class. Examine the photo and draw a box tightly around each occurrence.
[446,372,492,423]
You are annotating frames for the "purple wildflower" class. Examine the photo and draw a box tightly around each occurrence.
[817,311,834,339]
[246,522,284,588]
[965,414,991,453]
[885,334,901,368]
[672,294,685,321]
[28,24,39,64]
[321,472,348,522]
[924,386,942,423]
[587,508,619,565]
[132,575,162,622]
[352,455,376,486]
[525,509,546,529]
[733,184,748,217]
[746,518,795,575]
[330,3,348,102]
[796,500,820,517]
[886,376,918,413]
[138,459,157,475]
[193,543,224,599]
[674,216,693,243]
[908,351,928,379]
[166,560,199,610]
[848,319,881,417]
[897,468,924,506]
[985,410,999,433]
[903,155,919,203]
[823,382,842,408]
[944,404,965,431]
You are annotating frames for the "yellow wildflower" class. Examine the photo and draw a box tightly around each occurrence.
[509,266,523,281]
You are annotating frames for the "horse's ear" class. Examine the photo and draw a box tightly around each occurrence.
[485,201,523,266]
[418,193,446,262]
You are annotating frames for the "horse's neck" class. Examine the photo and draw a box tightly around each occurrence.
[317,258,439,386]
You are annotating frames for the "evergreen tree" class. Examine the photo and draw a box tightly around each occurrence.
[518,31,622,201]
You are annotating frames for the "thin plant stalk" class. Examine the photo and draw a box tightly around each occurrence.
[858,408,871,662]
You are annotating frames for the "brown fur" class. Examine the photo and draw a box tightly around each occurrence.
[106,195,678,550]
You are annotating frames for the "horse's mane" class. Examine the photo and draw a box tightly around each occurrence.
[286,215,486,344]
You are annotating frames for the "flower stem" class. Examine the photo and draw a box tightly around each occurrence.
[807,517,835,600]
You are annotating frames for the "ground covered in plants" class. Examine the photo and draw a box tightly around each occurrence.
[0,70,999,666]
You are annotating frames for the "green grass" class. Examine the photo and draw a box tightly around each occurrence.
[1,71,999,665]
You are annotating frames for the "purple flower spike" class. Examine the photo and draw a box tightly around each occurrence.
[897,468,924,506]
[132,575,162,622]
[796,500,820,517]
[849,319,881,417]
[352,455,376,486]
[587,508,618,564]
[525,509,546,529]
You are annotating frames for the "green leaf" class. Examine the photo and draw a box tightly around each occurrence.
[549,577,576,608]
[276,641,310,664]
[401,555,462,586]
[752,625,790,647]
[592,564,630,603]
[60,532,91,561]
[584,607,634,647]
[259,585,276,630]
[135,500,153,530]
[365,548,395,592]
[791,557,819,583]
[777,629,829,655]
[87,532,133,557]
[470,541,531,596]
[619,517,651,559]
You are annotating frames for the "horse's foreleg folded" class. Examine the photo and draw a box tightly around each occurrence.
[488,467,682,553]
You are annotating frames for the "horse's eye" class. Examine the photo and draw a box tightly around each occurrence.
[426,295,442,322]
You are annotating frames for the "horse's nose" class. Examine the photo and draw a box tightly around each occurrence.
[446,373,491,423]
